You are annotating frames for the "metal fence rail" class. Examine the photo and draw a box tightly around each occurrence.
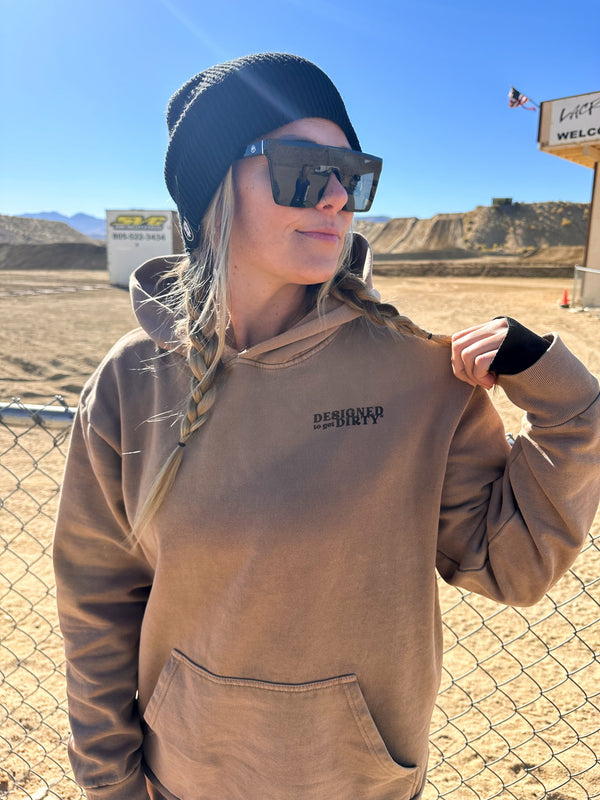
[1,397,599,799]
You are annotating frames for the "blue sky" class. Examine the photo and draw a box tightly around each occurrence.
[1,0,598,221]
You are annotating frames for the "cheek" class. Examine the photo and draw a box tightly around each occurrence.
[232,177,275,240]
[233,177,297,245]
[233,159,274,217]
[339,212,353,238]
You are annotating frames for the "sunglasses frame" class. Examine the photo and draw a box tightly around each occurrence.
[240,139,382,212]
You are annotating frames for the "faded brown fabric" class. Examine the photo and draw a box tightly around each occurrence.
[54,241,600,800]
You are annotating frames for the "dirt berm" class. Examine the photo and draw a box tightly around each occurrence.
[354,201,588,277]
[0,215,107,271]
[0,243,106,271]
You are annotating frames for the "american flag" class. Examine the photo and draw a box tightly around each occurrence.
[508,87,537,110]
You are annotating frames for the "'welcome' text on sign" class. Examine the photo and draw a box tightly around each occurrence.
[549,92,600,146]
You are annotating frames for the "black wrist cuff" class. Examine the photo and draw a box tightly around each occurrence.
[490,317,550,375]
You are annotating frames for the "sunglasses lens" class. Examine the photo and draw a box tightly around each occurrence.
[345,172,376,213]
[264,142,381,212]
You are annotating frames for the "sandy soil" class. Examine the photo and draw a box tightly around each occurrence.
[1,267,599,799]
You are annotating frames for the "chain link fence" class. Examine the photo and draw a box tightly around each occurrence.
[0,397,79,800]
[1,396,599,800]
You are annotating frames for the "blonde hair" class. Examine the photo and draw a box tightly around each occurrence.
[131,177,448,541]
[131,169,234,539]
[318,264,449,345]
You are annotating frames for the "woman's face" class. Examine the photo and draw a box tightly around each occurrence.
[229,118,353,296]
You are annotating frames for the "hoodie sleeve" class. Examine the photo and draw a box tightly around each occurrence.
[436,335,600,606]
[53,394,153,800]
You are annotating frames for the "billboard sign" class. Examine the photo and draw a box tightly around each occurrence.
[549,91,600,146]
[106,210,177,287]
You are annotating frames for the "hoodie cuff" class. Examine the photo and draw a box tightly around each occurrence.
[81,768,150,800]
[490,317,550,375]
[497,335,600,426]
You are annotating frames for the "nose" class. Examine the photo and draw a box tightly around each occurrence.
[316,172,348,212]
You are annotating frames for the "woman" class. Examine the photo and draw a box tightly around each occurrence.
[54,53,600,800]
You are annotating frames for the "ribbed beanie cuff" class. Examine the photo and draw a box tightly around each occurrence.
[164,53,360,251]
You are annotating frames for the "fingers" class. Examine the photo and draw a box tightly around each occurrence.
[451,319,509,388]
[452,349,497,388]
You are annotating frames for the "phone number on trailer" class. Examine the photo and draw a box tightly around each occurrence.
[111,233,168,241]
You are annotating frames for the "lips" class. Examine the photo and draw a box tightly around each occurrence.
[297,228,341,243]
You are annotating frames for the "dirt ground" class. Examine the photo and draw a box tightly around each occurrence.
[1,267,599,800]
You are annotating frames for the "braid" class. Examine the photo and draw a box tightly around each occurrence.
[130,171,233,542]
[326,267,450,345]
[130,316,226,544]
[179,321,223,445]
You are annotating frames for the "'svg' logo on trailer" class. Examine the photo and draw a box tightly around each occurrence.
[110,215,168,229]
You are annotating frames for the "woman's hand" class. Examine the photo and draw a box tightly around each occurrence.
[451,318,509,389]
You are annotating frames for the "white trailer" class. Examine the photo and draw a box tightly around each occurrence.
[106,210,182,287]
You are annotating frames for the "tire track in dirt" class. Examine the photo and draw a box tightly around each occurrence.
[0,285,108,298]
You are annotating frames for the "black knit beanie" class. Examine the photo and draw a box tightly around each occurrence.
[164,53,361,252]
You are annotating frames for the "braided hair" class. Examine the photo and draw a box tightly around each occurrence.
[131,171,233,540]
[320,265,449,345]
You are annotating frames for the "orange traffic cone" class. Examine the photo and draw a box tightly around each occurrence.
[559,289,569,308]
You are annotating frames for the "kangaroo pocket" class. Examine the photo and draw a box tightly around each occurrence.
[143,650,421,800]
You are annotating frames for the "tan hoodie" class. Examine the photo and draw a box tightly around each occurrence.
[54,238,600,800]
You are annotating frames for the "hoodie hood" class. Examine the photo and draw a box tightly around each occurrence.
[129,232,378,366]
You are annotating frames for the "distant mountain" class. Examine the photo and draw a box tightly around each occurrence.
[0,214,102,246]
[19,211,106,240]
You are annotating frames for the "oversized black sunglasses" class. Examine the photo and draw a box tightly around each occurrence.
[240,139,382,212]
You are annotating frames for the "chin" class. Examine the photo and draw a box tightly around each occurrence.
[296,258,342,285]
[298,270,339,288]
